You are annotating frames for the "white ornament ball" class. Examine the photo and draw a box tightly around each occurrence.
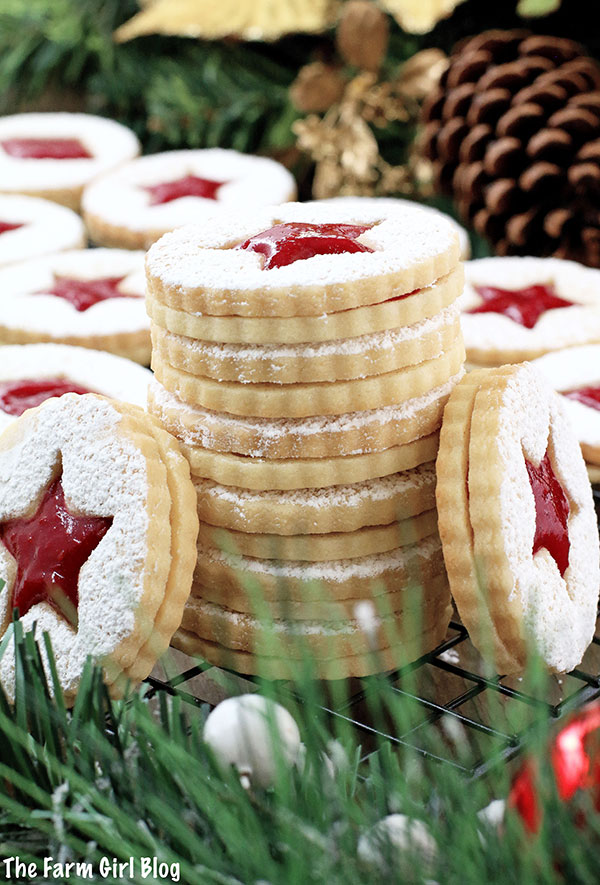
[357,814,438,875]
[203,694,301,789]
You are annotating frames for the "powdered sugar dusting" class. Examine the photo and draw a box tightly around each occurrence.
[82,148,296,234]
[481,362,600,671]
[146,201,458,292]
[148,370,463,456]
[0,113,140,192]
[0,394,153,695]
[0,343,151,432]
[461,257,600,355]
[0,248,149,335]
[197,533,442,582]
[0,195,85,267]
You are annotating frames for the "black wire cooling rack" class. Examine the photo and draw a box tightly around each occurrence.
[144,488,600,780]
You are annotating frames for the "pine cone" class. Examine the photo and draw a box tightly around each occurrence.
[421,30,600,266]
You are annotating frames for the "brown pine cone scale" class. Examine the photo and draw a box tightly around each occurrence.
[421,30,600,266]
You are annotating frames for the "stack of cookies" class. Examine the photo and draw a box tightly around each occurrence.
[146,203,466,678]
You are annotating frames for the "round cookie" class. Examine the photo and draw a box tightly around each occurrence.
[147,370,464,459]
[151,337,465,417]
[193,533,446,603]
[198,508,438,561]
[194,462,437,534]
[460,257,600,365]
[310,196,471,260]
[0,195,85,267]
[531,345,600,466]
[0,248,150,363]
[145,201,462,318]
[0,394,198,704]
[0,113,140,211]
[0,343,152,433]
[82,149,297,249]
[150,303,461,384]
[436,364,600,675]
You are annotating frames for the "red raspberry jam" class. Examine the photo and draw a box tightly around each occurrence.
[0,476,113,625]
[469,284,574,329]
[0,378,93,417]
[525,452,570,576]
[39,275,137,312]
[563,386,600,412]
[1,138,91,159]
[145,175,226,205]
[0,221,23,236]
[235,222,374,270]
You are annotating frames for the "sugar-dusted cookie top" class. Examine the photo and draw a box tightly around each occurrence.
[437,363,600,675]
[0,343,151,433]
[145,201,462,317]
[310,195,471,260]
[0,113,140,209]
[532,345,600,466]
[0,195,85,267]
[82,148,297,249]
[460,257,600,363]
[0,393,197,703]
[0,249,149,360]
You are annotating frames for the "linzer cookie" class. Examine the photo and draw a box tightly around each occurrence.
[147,372,463,459]
[151,338,465,417]
[0,195,85,267]
[0,113,140,211]
[460,257,600,366]
[150,303,461,384]
[145,201,462,317]
[0,343,151,432]
[531,346,600,468]
[0,248,150,363]
[82,149,297,249]
[436,364,600,675]
[194,463,437,534]
[0,394,198,703]
[146,266,464,343]
[145,202,463,677]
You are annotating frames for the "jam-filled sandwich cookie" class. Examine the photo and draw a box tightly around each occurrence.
[82,149,297,250]
[145,201,462,318]
[460,257,600,366]
[310,196,471,260]
[0,394,198,704]
[436,363,600,676]
[0,248,150,364]
[0,113,140,211]
[0,343,152,433]
[531,345,600,470]
[0,195,85,267]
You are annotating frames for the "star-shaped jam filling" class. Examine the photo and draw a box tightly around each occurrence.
[235,222,374,270]
[525,452,570,576]
[563,386,600,412]
[0,221,23,236]
[0,476,113,626]
[0,378,94,417]
[144,174,226,205]
[37,275,139,312]
[468,284,575,329]
[1,138,91,160]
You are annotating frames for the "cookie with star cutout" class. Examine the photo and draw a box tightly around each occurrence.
[82,149,297,250]
[460,257,600,366]
[0,195,85,267]
[436,364,600,675]
[0,393,198,704]
[0,248,150,363]
[0,112,140,211]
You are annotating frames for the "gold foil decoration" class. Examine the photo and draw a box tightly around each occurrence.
[115,0,341,43]
[380,0,466,34]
